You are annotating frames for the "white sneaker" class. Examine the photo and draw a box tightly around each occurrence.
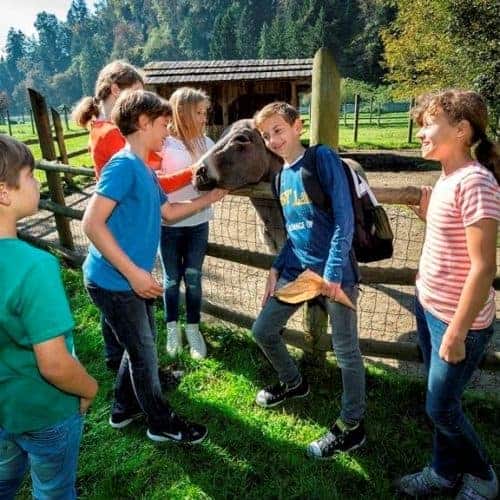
[185,324,207,359]
[166,321,182,357]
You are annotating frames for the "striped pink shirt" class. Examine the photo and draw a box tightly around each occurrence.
[416,162,500,329]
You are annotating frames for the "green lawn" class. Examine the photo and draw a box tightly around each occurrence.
[18,267,500,499]
[302,111,421,150]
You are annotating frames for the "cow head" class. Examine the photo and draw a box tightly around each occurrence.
[194,119,283,191]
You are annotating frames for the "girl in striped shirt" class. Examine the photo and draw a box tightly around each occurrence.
[397,90,499,500]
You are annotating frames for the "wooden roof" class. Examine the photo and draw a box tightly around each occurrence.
[143,58,313,84]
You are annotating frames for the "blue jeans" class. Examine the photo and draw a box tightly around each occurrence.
[0,413,84,500]
[86,284,172,427]
[159,222,209,324]
[252,281,366,424]
[415,296,493,480]
[101,314,123,371]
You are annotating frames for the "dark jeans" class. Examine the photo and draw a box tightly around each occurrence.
[415,296,493,480]
[101,314,123,371]
[86,284,171,428]
[252,279,365,424]
[159,222,209,324]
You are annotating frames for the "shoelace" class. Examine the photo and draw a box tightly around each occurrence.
[319,429,345,453]
[404,467,445,494]
[186,329,204,351]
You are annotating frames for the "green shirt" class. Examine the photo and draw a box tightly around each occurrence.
[0,239,79,433]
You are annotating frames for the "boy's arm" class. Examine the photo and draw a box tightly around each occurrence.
[317,148,354,290]
[33,337,98,408]
[83,194,163,298]
[161,188,227,223]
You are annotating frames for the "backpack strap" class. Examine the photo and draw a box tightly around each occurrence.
[302,144,332,213]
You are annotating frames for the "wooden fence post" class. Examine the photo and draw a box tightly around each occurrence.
[30,108,35,134]
[369,96,373,124]
[6,109,12,136]
[51,107,74,186]
[63,105,70,131]
[353,94,360,143]
[377,102,381,127]
[407,97,415,144]
[308,47,342,363]
[310,47,340,148]
[29,88,74,250]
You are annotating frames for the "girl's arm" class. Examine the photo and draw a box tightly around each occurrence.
[82,194,163,298]
[157,167,194,193]
[439,218,498,363]
[161,188,227,223]
[34,336,98,413]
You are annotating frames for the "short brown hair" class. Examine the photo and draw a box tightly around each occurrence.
[254,101,300,129]
[111,89,172,136]
[0,134,35,188]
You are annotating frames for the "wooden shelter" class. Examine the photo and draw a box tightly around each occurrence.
[143,58,312,136]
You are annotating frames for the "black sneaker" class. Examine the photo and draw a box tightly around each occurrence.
[147,412,208,444]
[307,419,366,459]
[255,378,310,408]
[109,409,144,429]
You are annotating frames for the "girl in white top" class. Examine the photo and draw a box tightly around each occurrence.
[158,87,214,359]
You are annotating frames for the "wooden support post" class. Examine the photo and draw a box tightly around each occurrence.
[308,47,342,362]
[63,105,70,131]
[407,97,415,144]
[51,107,74,186]
[343,101,347,126]
[377,102,381,127]
[6,109,12,136]
[369,96,373,124]
[29,88,74,250]
[353,94,360,143]
[310,47,340,149]
[30,108,35,134]
[290,81,298,108]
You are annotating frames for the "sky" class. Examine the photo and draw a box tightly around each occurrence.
[0,0,98,55]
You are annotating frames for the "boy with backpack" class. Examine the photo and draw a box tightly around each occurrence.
[252,102,367,459]
[0,135,98,499]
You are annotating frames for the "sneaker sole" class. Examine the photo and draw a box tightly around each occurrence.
[307,435,367,460]
[255,386,311,409]
[109,414,143,429]
[146,428,208,445]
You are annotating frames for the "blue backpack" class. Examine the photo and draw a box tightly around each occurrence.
[272,145,394,263]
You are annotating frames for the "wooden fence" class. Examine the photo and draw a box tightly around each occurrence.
[22,63,500,372]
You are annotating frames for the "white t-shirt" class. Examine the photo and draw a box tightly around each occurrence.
[160,135,214,227]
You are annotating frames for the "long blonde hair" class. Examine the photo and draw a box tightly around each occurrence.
[168,87,210,158]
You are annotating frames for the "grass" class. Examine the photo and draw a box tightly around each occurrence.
[17,267,500,499]
[302,111,421,150]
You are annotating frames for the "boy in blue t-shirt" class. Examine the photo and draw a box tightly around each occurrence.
[83,89,226,444]
[252,102,367,458]
[0,135,98,499]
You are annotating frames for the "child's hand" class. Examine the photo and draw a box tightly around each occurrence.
[262,268,278,306]
[410,186,432,221]
[207,188,229,203]
[439,331,466,364]
[128,268,163,299]
[80,396,94,415]
[322,280,341,300]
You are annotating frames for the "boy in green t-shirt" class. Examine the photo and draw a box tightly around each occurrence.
[0,135,98,499]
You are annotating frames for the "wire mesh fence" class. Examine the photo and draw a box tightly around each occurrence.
[18,185,500,392]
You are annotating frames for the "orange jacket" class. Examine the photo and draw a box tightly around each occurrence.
[88,120,192,193]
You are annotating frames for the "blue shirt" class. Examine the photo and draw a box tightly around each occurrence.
[272,145,357,285]
[83,149,168,291]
